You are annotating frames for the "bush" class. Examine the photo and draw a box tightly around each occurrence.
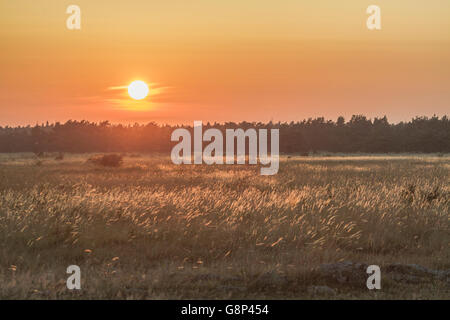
[128,153,142,158]
[34,151,46,158]
[300,152,309,157]
[88,154,123,167]
[55,152,64,160]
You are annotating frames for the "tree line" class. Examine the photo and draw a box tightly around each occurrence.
[0,115,448,154]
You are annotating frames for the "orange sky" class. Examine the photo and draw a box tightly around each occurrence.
[1,0,449,126]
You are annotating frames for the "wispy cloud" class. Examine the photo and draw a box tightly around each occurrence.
[101,82,174,110]
[107,83,173,92]
[107,85,128,90]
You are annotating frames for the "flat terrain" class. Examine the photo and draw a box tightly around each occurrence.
[0,153,448,299]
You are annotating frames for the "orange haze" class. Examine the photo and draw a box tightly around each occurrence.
[1,0,449,126]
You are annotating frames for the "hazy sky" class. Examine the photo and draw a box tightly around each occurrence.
[1,0,449,125]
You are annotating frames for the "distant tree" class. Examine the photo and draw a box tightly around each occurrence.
[0,116,449,154]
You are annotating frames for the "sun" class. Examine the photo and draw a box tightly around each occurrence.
[128,80,149,100]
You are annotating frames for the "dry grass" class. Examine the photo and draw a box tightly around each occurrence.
[0,153,448,299]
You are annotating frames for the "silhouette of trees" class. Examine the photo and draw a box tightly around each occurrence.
[0,115,448,154]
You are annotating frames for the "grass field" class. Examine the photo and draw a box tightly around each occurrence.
[0,153,448,299]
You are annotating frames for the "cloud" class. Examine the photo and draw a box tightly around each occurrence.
[107,83,173,92]
[107,85,128,90]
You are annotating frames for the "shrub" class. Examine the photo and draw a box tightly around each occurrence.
[128,153,142,158]
[55,152,64,161]
[34,151,45,158]
[300,152,309,157]
[88,154,123,167]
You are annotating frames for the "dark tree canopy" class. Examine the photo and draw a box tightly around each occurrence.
[0,115,449,154]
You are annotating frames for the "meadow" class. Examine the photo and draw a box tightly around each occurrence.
[0,153,448,299]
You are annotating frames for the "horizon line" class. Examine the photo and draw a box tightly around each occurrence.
[1,114,449,128]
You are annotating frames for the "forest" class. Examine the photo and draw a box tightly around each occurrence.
[0,115,448,154]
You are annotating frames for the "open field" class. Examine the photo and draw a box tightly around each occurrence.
[0,153,448,299]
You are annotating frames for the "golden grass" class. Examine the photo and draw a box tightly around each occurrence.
[0,153,448,299]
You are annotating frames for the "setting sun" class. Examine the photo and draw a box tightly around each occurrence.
[128,81,149,100]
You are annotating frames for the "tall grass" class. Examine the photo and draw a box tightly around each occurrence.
[0,154,448,299]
